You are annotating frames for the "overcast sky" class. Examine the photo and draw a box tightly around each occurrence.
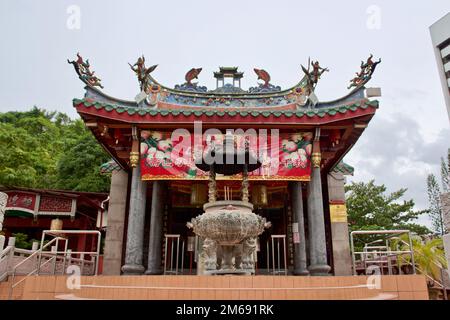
[0,0,449,227]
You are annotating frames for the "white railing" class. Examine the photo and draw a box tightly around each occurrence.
[0,246,13,282]
[3,230,101,300]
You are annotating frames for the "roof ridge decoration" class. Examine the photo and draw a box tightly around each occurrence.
[128,55,158,93]
[248,69,281,93]
[69,53,380,109]
[301,58,329,95]
[68,53,103,88]
[174,68,208,93]
[348,54,381,90]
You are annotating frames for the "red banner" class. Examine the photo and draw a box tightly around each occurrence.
[140,131,312,181]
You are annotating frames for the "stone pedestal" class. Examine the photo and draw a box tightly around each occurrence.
[327,172,352,276]
[290,182,309,276]
[103,169,129,275]
[307,168,331,276]
[146,181,166,275]
[121,166,147,275]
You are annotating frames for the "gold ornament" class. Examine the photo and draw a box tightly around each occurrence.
[129,151,140,168]
[311,152,321,168]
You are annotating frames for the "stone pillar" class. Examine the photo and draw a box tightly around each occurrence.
[103,169,129,275]
[327,172,352,276]
[121,165,147,275]
[306,139,331,276]
[290,182,309,275]
[145,181,165,274]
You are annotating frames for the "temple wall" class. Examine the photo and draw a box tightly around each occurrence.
[327,172,352,276]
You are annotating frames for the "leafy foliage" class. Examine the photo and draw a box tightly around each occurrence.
[11,232,38,250]
[346,180,429,233]
[391,235,447,284]
[427,174,445,236]
[426,149,449,236]
[346,180,430,248]
[0,107,110,192]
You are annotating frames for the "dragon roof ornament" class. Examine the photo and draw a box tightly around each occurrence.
[68,53,103,89]
[348,54,381,90]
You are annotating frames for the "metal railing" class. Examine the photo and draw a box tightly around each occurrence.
[8,229,101,300]
[266,235,287,275]
[350,230,415,276]
[0,246,13,282]
[163,234,185,275]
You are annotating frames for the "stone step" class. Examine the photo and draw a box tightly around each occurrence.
[0,274,429,300]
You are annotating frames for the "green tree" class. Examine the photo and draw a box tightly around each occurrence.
[55,131,110,192]
[426,149,449,236]
[391,235,447,287]
[0,107,110,192]
[346,180,430,236]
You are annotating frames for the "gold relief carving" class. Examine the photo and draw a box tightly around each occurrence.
[311,152,321,168]
[129,151,140,168]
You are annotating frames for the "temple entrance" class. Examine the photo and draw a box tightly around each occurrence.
[255,207,288,274]
[165,182,289,275]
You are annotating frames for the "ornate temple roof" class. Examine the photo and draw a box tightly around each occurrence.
[69,54,381,173]
[73,95,378,125]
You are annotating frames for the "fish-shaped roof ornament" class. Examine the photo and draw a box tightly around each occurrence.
[185,68,202,85]
[254,68,271,87]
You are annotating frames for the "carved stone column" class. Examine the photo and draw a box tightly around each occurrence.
[103,168,128,275]
[146,181,166,274]
[122,137,147,274]
[290,182,309,275]
[306,136,331,276]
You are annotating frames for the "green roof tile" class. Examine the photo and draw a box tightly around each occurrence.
[74,98,377,120]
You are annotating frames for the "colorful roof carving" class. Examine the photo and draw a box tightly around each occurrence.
[73,95,378,125]
[100,159,121,174]
[68,53,380,110]
[331,161,355,176]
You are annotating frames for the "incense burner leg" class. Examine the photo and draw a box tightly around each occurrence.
[203,238,218,271]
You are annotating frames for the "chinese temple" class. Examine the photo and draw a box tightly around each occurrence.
[0,187,108,253]
[69,54,381,276]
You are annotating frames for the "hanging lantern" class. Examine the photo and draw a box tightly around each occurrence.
[191,184,207,207]
[50,218,63,231]
[330,129,341,147]
[251,185,268,208]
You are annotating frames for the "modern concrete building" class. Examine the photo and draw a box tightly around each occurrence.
[430,13,450,122]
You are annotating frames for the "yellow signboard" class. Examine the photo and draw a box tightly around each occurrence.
[330,204,348,223]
